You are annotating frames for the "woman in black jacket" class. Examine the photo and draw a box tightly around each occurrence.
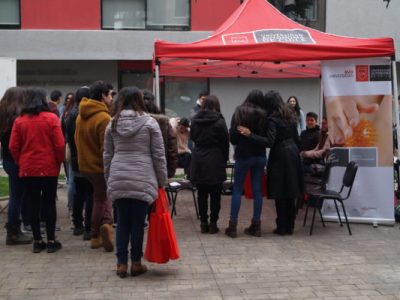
[225,90,268,238]
[238,90,304,235]
[190,95,229,234]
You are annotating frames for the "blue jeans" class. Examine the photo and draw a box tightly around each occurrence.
[3,160,24,226]
[230,156,267,222]
[115,198,149,264]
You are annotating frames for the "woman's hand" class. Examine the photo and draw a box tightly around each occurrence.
[237,126,251,136]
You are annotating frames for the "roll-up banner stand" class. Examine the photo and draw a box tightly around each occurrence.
[321,58,395,225]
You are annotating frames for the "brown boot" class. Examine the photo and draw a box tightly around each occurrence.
[100,224,114,252]
[90,236,103,249]
[244,219,261,237]
[116,264,128,278]
[131,261,148,277]
[225,221,237,238]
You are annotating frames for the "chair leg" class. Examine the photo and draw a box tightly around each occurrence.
[303,203,310,227]
[310,205,318,235]
[318,208,326,227]
[170,191,178,219]
[333,200,343,226]
[191,188,199,219]
[295,196,302,216]
[340,201,352,235]
[166,189,173,206]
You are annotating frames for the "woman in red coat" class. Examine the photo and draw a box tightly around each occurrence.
[10,88,65,253]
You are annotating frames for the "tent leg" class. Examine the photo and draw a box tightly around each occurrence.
[155,64,161,109]
[319,78,324,122]
[392,61,399,157]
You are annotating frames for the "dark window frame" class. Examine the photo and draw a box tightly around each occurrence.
[101,0,191,31]
[0,0,21,29]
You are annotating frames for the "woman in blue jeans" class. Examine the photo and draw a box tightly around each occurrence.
[0,87,32,245]
[225,89,268,238]
[103,87,167,278]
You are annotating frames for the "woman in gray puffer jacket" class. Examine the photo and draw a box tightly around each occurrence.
[103,86,167,278]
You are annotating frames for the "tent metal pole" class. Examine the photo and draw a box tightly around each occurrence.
[319,77,324,123]
[155,63,160,108]
[152,72,156,95]
[392,60,399,157]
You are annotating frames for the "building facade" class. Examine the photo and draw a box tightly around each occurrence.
[0,0,398,121]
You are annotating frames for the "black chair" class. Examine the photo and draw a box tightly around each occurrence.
[165,180,199,220]
[303,161,358,236]
[297,161,332,214]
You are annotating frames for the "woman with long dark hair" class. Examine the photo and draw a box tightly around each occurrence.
[9,88,65,252]
[190,95,229,234]
[287,96,305,135]
[143,89,178,179]
[103,87,167,278]
[0,87,32,245]
[238,91,304,235]
[225,89,268,238]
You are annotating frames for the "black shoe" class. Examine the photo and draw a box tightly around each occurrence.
[200,223,209,234]
[47,240,62,253]
[83,230,91,241]
[273,228,291,236]
[33,241,47,253]
[209,223,219,234]
[73,227,84,236]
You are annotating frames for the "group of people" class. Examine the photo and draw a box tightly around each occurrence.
[0,81,329,278]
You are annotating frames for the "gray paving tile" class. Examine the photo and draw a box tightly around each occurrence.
[0,185,399,299]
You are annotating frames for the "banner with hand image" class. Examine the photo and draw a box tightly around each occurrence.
[321,58,394,224]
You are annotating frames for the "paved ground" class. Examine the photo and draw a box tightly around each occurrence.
[0,182,400,300]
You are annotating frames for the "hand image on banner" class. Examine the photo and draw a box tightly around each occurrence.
[325,94,393,167]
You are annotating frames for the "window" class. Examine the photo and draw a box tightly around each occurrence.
[268,0,318,22]
[164,77,208,118]
[267,0,324,31]
[102,0,190,30]
[119,71,153,90]
[0,0,20,28]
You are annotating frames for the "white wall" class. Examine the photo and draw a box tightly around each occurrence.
[0,57,16,97]
[326,0,400,60]
[210,77,322,125]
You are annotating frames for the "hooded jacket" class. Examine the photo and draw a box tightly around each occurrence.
[190,110,229,185]
[75,98,111,174]
[9,112,65,177]
[103,110,167,204]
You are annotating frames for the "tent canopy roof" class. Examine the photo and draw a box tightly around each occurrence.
[154,0,395,78]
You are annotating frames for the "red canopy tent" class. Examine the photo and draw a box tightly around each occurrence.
[153,0,395,80]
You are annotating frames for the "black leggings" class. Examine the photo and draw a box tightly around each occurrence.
[23,177,58,241]
[197,183,222,224]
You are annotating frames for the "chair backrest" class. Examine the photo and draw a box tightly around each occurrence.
[341,161,358,199]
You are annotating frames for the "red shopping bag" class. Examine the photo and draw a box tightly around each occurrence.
[144,188,180,264]
[244,171,268,199]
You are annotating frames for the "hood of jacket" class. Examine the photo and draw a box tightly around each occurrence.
[79,97,109,120]
[192,111,222,125]
[114,110,150,137]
